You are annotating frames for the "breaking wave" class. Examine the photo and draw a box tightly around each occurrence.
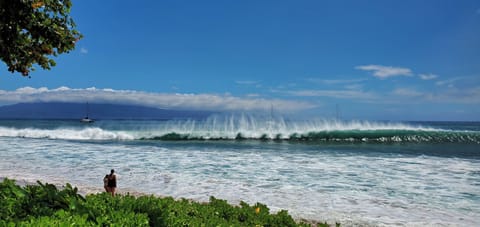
[0,127,134,140]
[146,129,480,143]
[0,116,479,143]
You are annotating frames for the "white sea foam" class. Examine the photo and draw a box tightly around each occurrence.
[1,136,479,226]
[0,117,443,141]
[0,126,134,140]
[138,116,438,139]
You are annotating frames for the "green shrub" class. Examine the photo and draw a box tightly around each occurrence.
[0,178,27,221]
[0,178,337,226]
[16,210,93,226]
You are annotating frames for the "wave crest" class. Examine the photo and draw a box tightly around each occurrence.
[0,127,134,140]
[140,130,480,143]
[0,117,479,143]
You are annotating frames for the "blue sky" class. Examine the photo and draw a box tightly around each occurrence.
[1,0,479,121]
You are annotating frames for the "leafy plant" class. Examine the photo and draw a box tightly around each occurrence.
[0,178,338,226]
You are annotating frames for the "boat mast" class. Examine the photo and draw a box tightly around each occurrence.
[86,102,89,118]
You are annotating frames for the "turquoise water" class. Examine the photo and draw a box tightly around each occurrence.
[0,117,479,226]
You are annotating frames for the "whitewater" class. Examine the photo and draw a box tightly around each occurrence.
[0,117,479,226]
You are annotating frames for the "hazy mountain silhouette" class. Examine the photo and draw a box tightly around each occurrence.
[0,102,213,120]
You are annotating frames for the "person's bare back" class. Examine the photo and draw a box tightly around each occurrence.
[107,169,117,196]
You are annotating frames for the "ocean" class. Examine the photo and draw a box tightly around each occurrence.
[0,116,479,226]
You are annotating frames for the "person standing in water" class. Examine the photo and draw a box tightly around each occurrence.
[107,169,117,196]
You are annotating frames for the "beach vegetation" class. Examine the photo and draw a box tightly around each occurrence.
[0,178,335,226]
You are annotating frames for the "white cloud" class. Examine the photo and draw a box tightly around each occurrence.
[80,48,88,54]
[0,87,316,112]
[15,87,40,94]
[288,89,378,100]
[287,85,480,104]
[435,77,465,86]
[355,65,413,79]
[436,80,449,86]
[54,86,71,91]
[419,73,438,80]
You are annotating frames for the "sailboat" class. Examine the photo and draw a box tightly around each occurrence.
[80,102,94,123]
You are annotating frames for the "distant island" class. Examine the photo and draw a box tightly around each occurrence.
[0,102,213,120]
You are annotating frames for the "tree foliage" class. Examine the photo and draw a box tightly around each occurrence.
[0,0,82,77]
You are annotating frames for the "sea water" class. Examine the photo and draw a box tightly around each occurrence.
[0,116,479,226]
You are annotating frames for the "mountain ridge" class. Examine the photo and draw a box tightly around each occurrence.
[0,102,213,120]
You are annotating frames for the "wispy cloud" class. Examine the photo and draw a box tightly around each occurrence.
[427,87,480,104]
[392,88,424,97]
[80,47,88,54]
[355,65,413,79]
[0,87,316,112]
[343,84,364,90]
[392,86,480,104]
[288,89,378,100]
[306,78,367,85]
[435,77,465,86]
[418,73,438,80]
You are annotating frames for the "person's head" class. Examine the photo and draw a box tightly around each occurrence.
[111,169,115,174]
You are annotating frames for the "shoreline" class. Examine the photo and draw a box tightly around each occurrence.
[0,176,163,201]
